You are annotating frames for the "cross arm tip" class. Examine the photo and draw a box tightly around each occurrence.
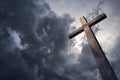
[80,16,86,21]
[68,33,74,39]
[102,13,107,18]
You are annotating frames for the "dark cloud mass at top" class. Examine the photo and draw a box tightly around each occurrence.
[0,0,74,80]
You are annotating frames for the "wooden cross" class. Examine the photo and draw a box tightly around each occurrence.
[69,13,118,80]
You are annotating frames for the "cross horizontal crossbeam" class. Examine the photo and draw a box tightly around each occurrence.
[69,13,106,39]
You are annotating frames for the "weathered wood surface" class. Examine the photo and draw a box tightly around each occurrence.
[69,13,106,39]
[79,16,118,80]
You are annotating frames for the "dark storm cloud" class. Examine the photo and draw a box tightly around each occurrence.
[0,0,74,80]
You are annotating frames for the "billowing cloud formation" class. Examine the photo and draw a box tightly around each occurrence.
[0,0,75,80]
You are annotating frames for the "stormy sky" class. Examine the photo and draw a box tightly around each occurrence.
[0,0,120,80]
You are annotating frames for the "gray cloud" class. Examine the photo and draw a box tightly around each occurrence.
[0,0,74,80]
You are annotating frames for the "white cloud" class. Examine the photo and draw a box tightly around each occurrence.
[7,28,28,50]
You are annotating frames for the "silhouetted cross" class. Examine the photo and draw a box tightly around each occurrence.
[69,13,118,80]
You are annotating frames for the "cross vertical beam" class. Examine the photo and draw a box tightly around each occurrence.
[80,16,118,80]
